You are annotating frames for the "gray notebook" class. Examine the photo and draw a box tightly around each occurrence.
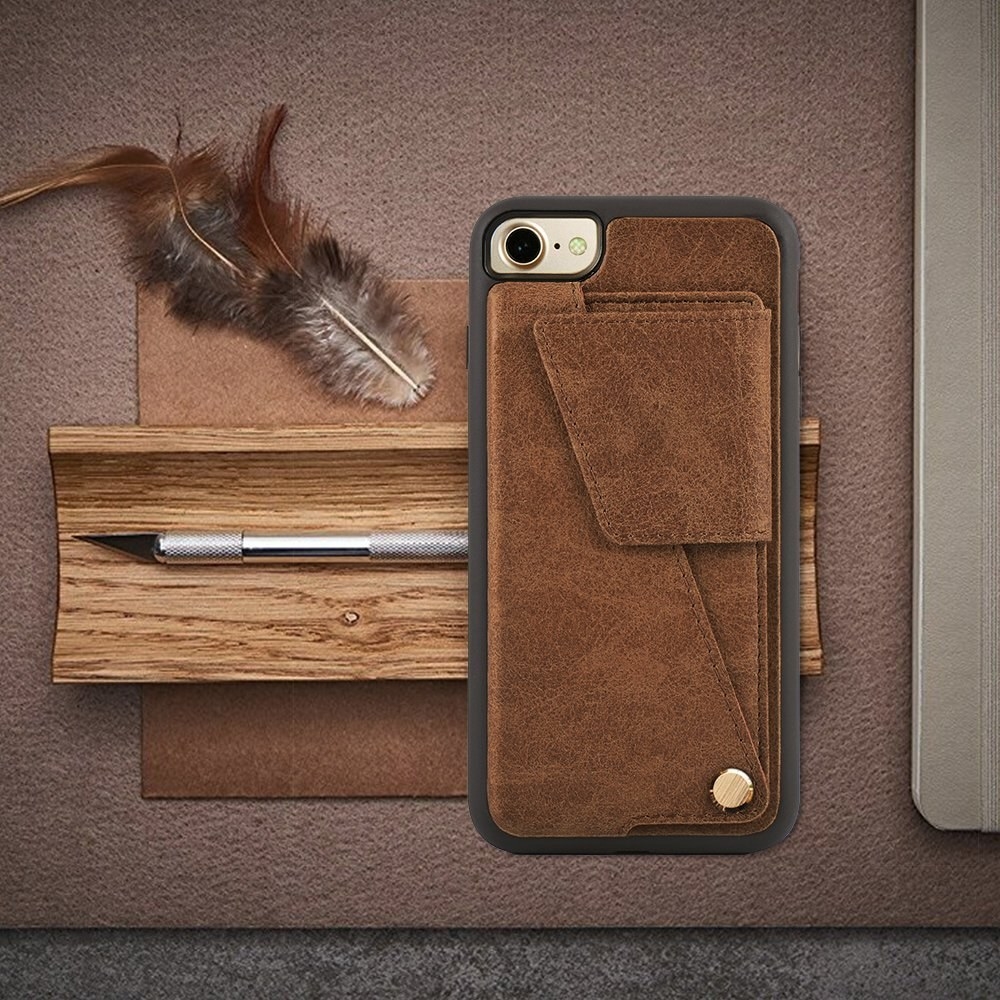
[913,0,1000,830]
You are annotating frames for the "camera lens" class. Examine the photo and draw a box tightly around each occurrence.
[504,226,543,266]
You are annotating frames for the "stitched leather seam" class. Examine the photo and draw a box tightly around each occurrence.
[585,291,760,298]
[587,306,760,314]
[586,307,764,318]
[587,295,757,299]
[619,806,765,832]
[546,315,765,327]
[585,296,761,305]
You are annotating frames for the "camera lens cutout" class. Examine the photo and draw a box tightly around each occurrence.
[504,226,543,266]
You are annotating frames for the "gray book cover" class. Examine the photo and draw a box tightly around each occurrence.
[913,0,1000,830]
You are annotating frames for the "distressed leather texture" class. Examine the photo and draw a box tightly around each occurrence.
[534,299,771,545]
[486,218,783,838]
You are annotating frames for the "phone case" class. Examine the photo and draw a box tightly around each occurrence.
[469,198,800,853]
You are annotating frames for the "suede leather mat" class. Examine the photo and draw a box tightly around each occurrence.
[4,0,996,926]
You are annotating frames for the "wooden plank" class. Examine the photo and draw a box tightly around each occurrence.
[51,425,468,682]
[49,423,467,455]
[799,417,824,675]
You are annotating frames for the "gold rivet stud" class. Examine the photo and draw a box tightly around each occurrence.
[711,768,754,810]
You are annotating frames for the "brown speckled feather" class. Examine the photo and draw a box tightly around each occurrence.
[236,105,434,407]
[0,107,435,408]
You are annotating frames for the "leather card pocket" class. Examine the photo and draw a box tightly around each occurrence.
[532,301,772,547]
[486,539,769,836]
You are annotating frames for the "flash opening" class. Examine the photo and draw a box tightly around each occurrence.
[568,237,587,256]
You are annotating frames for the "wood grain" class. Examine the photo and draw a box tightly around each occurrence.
[799,417,824,675]
[50,424,468,682]
[50,421,824,682]
[49,423,467,454]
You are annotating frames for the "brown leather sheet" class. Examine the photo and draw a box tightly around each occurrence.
[136,280,468,428]
[143,682,467,798]
[138,281,470,798]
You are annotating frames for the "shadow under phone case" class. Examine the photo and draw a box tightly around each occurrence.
[469,198,800,853]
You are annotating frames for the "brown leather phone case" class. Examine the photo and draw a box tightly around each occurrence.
[469,205,799,851]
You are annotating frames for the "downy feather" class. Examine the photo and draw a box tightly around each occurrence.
[0,141,256,329]
[237,105,434,407]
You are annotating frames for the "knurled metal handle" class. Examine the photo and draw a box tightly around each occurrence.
[156,532,243,563]
[369,531,468,562]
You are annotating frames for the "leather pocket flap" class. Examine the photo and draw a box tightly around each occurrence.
[532,304,772,545]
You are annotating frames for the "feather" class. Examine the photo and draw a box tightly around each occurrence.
[0,107,436,408]
[236,105,310,271]
[0,141,257,330]
[236,105,434,407]
[253,234,436,407]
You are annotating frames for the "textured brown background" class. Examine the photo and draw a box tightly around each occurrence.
[3,0,991,926]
